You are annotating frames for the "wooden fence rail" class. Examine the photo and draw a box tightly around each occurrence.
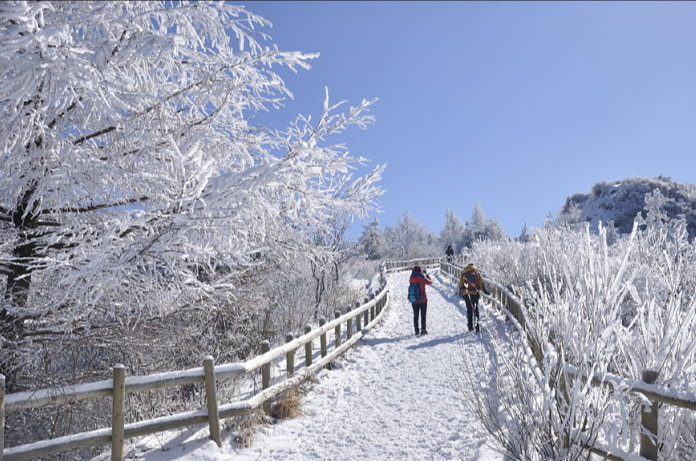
[440,259,696,461]
[7,256,688,461]
[383,257,440,274]
[0,274,392,461]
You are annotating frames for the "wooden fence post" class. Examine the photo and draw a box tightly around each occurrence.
[346,305,353,340]
[261,340,271,414]
[286,333,295,377]
[111,364,125,461]
[304,324,312,367]
[1,374,5,461]
[319,317,327,358]
[203,356,222,447]
[355,301,362,331]
[334,311,342,348]
[261,341,271,390]
[640,369,659,461]
[370,294,376,321]
[363,297,369,326]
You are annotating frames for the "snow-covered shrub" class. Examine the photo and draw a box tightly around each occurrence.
[467,212,696,460]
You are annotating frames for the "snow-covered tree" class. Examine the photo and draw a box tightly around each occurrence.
[439,208,465,254]
[0,1,384,388]
[470,201,487,231]
[358,217,385,260]
[643,188,671,229]
[382,211,439,260]
[461,202,506,248]
[517,223,533,243]
[308,214,360,319]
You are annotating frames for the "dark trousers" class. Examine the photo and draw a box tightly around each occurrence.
[463,294,479,331]
[412,302,427,333]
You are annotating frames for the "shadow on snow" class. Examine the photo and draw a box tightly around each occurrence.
[405,331,470,350]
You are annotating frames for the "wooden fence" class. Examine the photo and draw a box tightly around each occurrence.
[1,268,396,461]
[440,259,696,461]
[382,257,440,274]
[5,257,691,461]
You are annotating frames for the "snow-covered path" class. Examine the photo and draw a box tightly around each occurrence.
[120,269,504,461]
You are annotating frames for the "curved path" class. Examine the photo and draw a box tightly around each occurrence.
[124,269,503,461]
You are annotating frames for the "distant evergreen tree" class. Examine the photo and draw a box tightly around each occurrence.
[439,209,466,253]
[518,223,533,243]
[358,217,385,260]
[461,202,507,248]
[644,189,671,228]
[382,211,439,259]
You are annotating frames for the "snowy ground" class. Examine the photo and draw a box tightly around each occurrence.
[109,269,506,461]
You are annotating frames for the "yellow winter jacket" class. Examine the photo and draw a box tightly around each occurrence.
[459,264,485,296]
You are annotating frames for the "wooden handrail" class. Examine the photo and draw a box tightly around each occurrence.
[438,258,694,461]
[6,257,688,461]
[563,364,696,411]
[1,277,392,461]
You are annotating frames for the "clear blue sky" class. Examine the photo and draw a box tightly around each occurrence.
[241,1,696,239]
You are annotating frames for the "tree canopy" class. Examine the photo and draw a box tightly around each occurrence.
[0,1,384,386]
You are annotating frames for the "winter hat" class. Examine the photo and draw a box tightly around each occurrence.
[413,265,422,273]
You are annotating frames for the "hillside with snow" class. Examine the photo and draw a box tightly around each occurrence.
[558,176,696,237]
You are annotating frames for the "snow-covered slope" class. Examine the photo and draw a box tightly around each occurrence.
[102,269,506,461]
[559,176,696,236]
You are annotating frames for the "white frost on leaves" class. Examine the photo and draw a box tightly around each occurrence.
[0,2,384,332]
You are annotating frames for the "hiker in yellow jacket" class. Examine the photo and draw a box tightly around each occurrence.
[459,263,489,332]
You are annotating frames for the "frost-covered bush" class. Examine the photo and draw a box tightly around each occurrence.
[467,212,696,460]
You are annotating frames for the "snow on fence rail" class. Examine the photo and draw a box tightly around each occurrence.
[0,268,395,461]
[382,257,440,274]
[440,259,696,461]
[6,256,689,461]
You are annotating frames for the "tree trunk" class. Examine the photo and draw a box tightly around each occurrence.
[1,191,38,391]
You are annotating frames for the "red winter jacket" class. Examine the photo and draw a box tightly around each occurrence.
[409,270,432,303]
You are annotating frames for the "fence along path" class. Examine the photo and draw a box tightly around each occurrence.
[2,257,694,460]
[1,262,402,461]
[440,259,696,461]
[136,261,489,460]
[0,260,440,461]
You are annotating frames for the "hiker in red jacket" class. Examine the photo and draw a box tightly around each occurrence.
[409,265,432,335]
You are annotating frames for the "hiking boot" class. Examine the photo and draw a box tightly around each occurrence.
[415,329,420,336]
[421,329,428,335]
